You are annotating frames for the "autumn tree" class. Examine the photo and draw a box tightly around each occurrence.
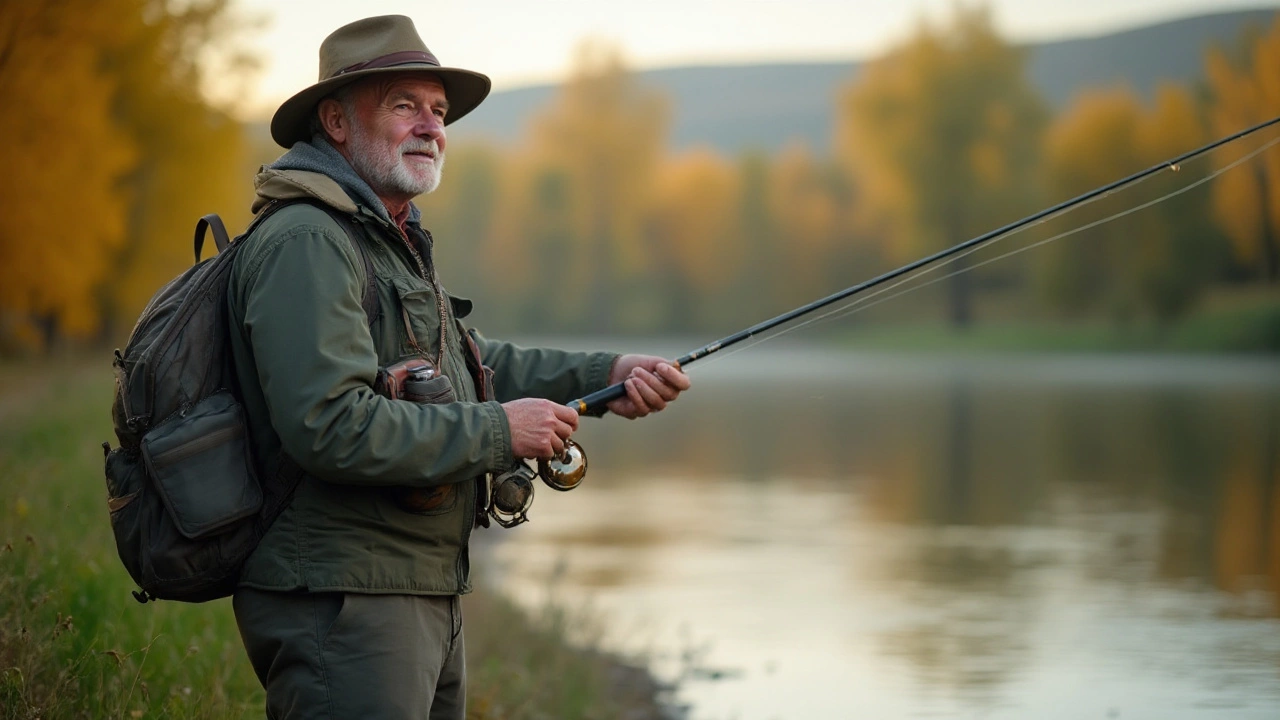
[104,0,257,341]
[766,145,863,313]
[1206,15,1280,283]
[527,42,669,333]
[0,0,257,352]
[728,152,784,325]
[837,6,1045,327]
[1039,86,1215,322]
[644,148,740,330]
[0,1,137,350]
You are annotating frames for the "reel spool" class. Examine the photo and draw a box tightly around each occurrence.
[488,465,536,528]
[537,439,588,491]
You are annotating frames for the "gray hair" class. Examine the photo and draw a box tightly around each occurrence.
[308,82,362,143]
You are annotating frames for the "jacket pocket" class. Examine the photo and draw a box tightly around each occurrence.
[391,277,441,358]
[141,391,262,539]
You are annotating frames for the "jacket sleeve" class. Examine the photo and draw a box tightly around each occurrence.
[472,333,618,406]
[234,222,512,486]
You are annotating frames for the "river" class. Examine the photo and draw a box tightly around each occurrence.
[481,345,1280,720]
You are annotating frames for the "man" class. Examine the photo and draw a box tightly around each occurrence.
[226,15,690,719]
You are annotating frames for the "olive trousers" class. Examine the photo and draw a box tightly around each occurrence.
[233,588,465,720]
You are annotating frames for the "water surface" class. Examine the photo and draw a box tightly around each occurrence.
[483,347,1280,719]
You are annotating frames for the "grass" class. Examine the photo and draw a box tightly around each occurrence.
[0,360,668,720]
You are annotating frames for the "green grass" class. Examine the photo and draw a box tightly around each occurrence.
[0,361,666,720]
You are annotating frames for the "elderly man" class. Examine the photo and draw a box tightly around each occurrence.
[226,15,689,719]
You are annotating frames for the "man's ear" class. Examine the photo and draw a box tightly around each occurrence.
[317,98,348,145]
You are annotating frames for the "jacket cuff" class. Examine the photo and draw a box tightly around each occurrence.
[581,352,621,418]
[482,400,515,471]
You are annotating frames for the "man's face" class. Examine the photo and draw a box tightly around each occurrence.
[344,74,449,202]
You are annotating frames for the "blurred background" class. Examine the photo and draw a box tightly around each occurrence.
[3,0,1280,351]
[2,1,1280,719]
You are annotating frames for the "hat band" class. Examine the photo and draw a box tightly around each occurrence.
[335,50,440,77]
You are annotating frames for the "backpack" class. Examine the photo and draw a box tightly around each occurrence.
[103,199,377,603]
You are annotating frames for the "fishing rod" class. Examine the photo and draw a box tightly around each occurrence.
[483,113,1280,527]
[570,113,1280,412]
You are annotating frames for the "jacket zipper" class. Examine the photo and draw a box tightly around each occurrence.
[368,213,474,592]
[392,223,449,371]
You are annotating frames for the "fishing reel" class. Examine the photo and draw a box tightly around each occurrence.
[487,439,588,528]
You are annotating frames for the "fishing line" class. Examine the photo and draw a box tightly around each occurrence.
[779,133,1280,339]
[569,114,1280,413]
[691,132,1280,372]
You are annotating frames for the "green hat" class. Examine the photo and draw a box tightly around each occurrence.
[270,15,491,148]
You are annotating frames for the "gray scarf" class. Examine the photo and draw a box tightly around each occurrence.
[268,135,422,226]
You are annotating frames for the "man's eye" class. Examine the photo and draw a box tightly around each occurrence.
[433,108,446,119]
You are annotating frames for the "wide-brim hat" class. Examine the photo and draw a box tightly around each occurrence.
[270,15,491,149]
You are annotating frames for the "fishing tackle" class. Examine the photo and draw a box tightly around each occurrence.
[484,440,585,527]
[519,114,1280,509]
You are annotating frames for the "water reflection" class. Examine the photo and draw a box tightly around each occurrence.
[483,349,1280,719]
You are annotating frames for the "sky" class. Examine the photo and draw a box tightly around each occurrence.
[221,0,1279,119]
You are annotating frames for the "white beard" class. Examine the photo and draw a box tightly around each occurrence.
[348,125,445,198]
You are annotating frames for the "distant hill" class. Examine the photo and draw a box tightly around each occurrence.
[441,8,1277,155]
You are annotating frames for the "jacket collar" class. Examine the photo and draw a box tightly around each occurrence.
[252,135,423,231]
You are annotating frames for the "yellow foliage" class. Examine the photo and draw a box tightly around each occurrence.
[0,0,256,352]
[0,1,137,342]
[1207,16,1280,280]
[526,41,669,331]
[1040,85,1211,320]
[649,148,740,289]
[836,5,1045,325]
[766,145,853,305]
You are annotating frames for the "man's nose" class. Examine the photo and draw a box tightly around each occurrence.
[415,114,445,145]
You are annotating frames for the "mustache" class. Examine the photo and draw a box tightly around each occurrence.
[400,138,440,157]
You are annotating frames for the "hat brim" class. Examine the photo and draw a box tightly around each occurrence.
[270,63,492,148]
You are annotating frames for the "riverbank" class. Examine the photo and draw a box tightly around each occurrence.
[0,361,675,719]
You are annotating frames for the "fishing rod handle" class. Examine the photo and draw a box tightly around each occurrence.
[568,354,699,415]
[569,382,629,415]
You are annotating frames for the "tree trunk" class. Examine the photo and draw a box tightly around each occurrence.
[36,312,59,354]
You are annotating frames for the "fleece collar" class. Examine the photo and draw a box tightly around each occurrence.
[251,135,422,228]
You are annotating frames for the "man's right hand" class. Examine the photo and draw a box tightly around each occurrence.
[502,398,580,459]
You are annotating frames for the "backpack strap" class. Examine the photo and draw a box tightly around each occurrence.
[193,205,377,329]
[193,214,231,263]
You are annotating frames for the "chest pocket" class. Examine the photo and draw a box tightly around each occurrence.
[390,277,444,360]
[385,277,458,516]
[389,277,481,404]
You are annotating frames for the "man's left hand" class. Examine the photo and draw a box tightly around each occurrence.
[605,354,691,419]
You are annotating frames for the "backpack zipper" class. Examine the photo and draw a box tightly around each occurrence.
[148,424,242,470]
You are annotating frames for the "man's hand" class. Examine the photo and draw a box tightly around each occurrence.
[503,398,580,459]
[606,354,692,419]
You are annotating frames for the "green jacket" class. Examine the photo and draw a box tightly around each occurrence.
[227,140,617,595]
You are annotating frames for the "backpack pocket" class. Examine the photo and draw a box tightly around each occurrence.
[105,445,148,583]
[141,391,262,539]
